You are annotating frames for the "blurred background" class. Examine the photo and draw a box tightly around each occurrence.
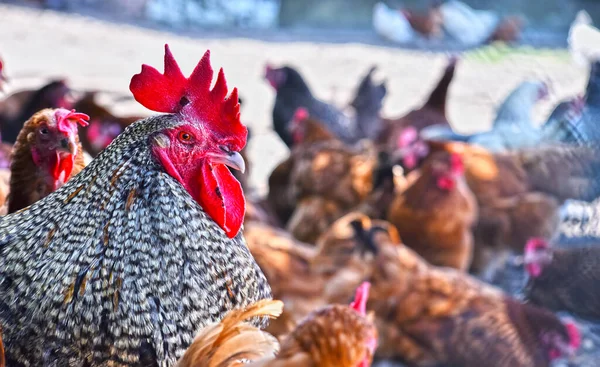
[2,0,593,194]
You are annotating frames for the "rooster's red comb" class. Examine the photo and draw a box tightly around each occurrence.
[54,108,90,135]
[350,282,371,316]
[129,44,245,148]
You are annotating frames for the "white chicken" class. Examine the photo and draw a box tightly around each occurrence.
[440,0,499,46]
[569,10,600,66]
[373,2,416,44]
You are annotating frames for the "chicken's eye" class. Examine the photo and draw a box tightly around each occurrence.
[178,131,194,143]
[39,127,49,135]
[219,145,231,153]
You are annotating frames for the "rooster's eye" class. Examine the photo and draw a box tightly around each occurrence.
[178,131,193,143]
[39,127,49,135]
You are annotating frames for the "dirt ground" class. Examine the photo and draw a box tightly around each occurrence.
[0,3,590,195]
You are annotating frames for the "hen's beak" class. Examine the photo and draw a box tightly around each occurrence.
[56,136,78,155]
[209,151,246,174]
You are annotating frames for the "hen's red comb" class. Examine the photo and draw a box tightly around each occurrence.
[293,107,309,122]
[525,237,549,253]
[565,321,581,351]
[398,126,418,148]
[129,45,245,149]
[54,108,90,135]
[449,152,464,173]
[350,282,371,316]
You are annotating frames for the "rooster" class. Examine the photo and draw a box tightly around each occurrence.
[0,45,271,365]
[7,108,89,213]
[524,238,600,320]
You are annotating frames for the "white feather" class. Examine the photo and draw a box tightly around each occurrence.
[372,2,415,44]
[568,10,600,66]
[440,0,499,46]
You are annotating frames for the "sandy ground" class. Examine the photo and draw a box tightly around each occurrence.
[0,3,590,195]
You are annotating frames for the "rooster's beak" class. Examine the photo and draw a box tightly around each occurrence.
[57,136,78,155]
[209,151,246,174]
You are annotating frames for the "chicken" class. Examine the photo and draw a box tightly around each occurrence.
[285,140,378,243]
[266,156,297,226]
[400,2,444,39]
[524,237,600,320]
[7,108,88,213]
[349,66,387,141]
[72,91,143,157]
[401,136,600,205]
[387,151,477,270]
[0,79,71,143]
[288,107,336,146]
[421,80,549,152]
[440,0,506,46]
[264,108,334,227]
[0,45,270,365]
[568,10,600,67]
[263,282,377,367]
[541,95,585,143]
[176,299,283,367]
[551,61,600,145]
[395,137,600,272]
[265,64,382,146]
[312,213,401,306]
[489,15,525,43]
[178,283,377,367]
[346,228,581,367]
[372,2,415,44]
[353,151,405,220]
[379,56,456,150]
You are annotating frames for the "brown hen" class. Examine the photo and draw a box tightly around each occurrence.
[345,228,581,367]
[524,238,600,320]
[178,284,377,367]
[7,108,88,213]
[387,151,478,270]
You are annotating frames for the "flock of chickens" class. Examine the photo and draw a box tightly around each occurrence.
[0,10,599,367]
[373,0,523,46]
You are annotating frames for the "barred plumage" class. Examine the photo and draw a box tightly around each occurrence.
[0,114,271,366]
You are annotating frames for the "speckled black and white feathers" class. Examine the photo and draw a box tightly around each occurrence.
[0,114,271,367]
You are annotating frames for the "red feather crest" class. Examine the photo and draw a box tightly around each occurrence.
[129,44,246,150]
[54,108,90,135]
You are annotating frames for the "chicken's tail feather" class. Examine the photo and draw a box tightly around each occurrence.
[177,300,283,367]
